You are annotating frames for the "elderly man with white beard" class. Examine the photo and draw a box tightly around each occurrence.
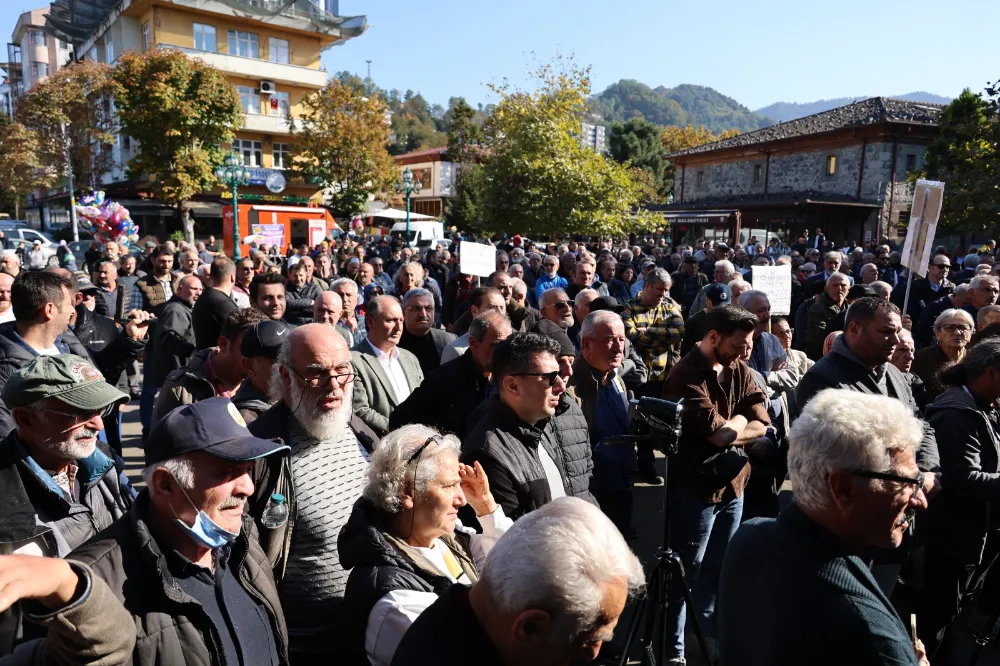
[248,323,373,661]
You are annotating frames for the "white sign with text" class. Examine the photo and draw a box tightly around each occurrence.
[751,264,793,316]
[459,241,497,278]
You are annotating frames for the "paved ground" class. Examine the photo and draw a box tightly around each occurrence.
[119,405,1000,666]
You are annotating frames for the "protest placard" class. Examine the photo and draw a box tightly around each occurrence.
[751,264,793,316]
[900,179,945,278]
[459,241,496,278]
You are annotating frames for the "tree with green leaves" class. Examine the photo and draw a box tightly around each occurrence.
[608,117,669,202]
[478,58,648,237]
[16,59,117,194]
[442,97,486,230]
[292,79,396,218]
[921,86,1000,235]
[445,97,482,165]
[0,122,55,218]
[112,49,242,241]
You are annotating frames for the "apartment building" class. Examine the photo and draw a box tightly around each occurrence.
[43,0,366,244]
[4,7,73,116]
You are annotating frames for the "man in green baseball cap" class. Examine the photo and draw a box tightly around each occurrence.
[0,354,134,653]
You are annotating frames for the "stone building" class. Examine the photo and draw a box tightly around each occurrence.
[659,97,944,248]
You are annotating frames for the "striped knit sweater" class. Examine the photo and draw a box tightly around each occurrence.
[279,420,370,654]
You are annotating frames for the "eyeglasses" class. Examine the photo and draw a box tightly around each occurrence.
[407,435,443,464]
[941,324,972,334]
[512,370,562,387]
[48,404,116,423]
[406,304,434,313]
[853,469,925,488]
[287,364,355,388]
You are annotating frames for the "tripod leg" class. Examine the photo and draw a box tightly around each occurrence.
[616,569,654,666]
[664,551,716,666]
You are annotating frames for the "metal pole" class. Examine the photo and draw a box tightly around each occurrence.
[63,123,79,241]
[231,177,241,260]
[405,190,411,246]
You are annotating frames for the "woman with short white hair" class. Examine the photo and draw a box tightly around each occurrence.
[339,424,512,666]
[912,308,974,401]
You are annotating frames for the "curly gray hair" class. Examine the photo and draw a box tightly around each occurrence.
[363,425,462,514]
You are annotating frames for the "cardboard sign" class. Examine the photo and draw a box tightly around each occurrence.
[459,241,497,278]
[251,224,284,247]
[900,180,945,278]
[751,264,793,316]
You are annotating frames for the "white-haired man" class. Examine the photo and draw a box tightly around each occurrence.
[718,389,929,666]
[804,251,855,298]
[392,497,645,666]
[70,397,290,666]
[313,291,353,347]
[690,259,738,314]
[248,323,373,660]
[331,277,366,347]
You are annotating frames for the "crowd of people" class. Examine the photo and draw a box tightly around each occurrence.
[0,226,998,666]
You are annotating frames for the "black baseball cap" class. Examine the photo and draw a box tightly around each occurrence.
[705,283,731,305]
[240,320,291,360]
[848,284,876,300]
[144,397,288,467]
[589,295,625,313]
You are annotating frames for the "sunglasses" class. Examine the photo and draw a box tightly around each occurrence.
[48,404,116,423]
[512,370,562,387]
[547,300,571,310]
[853,469,925,488]
[932,263,951,269]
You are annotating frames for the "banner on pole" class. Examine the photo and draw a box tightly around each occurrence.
[751,264,793,316]
[900,180,945,278]
[459,241,496,278]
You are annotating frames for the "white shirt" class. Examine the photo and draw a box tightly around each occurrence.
[364,506,513,666]
[537,444,566,501]
[0,309,14,324]
[368,338,412,403]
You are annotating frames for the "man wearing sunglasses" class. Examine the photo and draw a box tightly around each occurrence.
[719,389,930,666]
[0,354,132,655]
[464,332,598,520]
[890,253,954,323]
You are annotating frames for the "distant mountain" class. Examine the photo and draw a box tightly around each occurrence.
[588,80,772,134]
[755,92,952,123]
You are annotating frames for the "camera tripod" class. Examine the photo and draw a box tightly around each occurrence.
[610,400,716,666]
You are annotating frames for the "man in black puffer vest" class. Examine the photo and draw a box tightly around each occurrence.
[463,332,597,520]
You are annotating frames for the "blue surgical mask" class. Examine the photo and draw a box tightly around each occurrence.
[170,475,240,549]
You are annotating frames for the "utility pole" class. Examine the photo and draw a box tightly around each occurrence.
[62,123,79,242]
[366,59,371,80]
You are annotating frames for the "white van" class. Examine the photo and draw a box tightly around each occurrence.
[390,221,447,249]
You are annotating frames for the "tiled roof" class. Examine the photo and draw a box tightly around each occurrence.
[667,97,945,159]
[394,147,449,161]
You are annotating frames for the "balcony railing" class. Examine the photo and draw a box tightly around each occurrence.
[242,113,303,135]
[158,43,328,88]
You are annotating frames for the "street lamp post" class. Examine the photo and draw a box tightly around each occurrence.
[394,167,422,245]
[214,151,251,260]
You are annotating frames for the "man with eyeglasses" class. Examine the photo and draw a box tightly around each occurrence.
[248,323,373,660]
[891,253,954,323]
[464,332,599,520]
[398,288,455,376]
[797,297,941,590]
[350,295,424,436]
[537,287,575,332]
[534,256,569,307]
[0,355,132,655]
[718,389,931,666]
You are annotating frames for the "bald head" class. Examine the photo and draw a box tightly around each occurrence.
[287,323,350,371]
[313,291,344,325]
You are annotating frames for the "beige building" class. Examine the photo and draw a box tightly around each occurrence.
[394,147,457,218]
[4,7,73,115]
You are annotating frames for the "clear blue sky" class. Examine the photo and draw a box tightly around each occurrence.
[4,0,996,111]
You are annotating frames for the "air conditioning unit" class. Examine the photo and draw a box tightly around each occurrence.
[259,81,276,95]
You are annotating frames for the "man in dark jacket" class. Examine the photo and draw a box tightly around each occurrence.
[462,332,598,520]
[671,256,709,316]
[570,310,634,535]
[796,297,941,478]
[69,398,291,666]
[151,307,263,424]
[804,272,849,360]
[233,319,289,424]
[152,274,203,387]
[391,310,510,438]
[891,252,954,322]
[918,340,1000,659]
[284,262,322,326]
[803,251,855,298]
[192,257,238,350]
[718,389,929,666]
[0,355,132,656]
[398,288,456,376]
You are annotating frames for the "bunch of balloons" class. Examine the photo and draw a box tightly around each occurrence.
[74,191,140,245]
